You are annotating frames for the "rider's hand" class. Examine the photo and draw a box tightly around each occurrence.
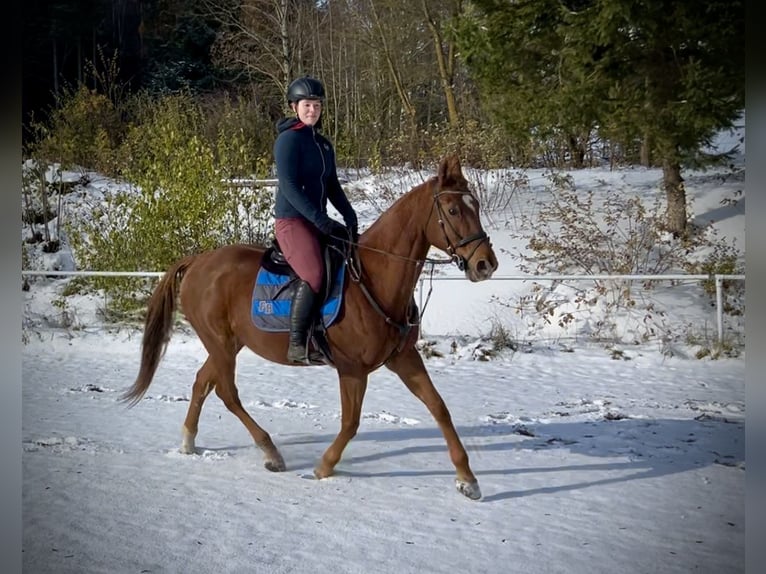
[322,219,349,240]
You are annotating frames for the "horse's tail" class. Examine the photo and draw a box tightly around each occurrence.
[120,254,198,407]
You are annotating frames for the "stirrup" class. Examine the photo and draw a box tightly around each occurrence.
[310,330,334,366]
[307,349,326,363]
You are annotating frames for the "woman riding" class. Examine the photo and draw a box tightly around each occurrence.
[273,75,359,364]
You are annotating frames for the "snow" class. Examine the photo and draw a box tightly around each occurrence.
[22,332,745,574]
[22,122,746,573]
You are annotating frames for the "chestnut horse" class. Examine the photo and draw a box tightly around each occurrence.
[122,154,498,499]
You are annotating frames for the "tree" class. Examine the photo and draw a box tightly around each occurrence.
[420,0,462,128]
[201,0,320,117]
[456,0,605,167]
[22,0,124,129]
[459,0,745,234]
[582,0,745,236]
[140,0,222,93]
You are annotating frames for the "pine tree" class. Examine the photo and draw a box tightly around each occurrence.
[458,0,745,234]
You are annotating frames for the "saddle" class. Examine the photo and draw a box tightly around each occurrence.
[251,235,350,365]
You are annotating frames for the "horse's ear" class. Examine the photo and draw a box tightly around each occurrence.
[437,154,463,186]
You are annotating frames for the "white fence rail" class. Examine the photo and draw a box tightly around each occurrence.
[415,273,744,345]
[22,270,744,345]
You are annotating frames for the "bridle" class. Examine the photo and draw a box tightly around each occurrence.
[327,186,492,367]
[431,189,490,271]
[341,187,491,269]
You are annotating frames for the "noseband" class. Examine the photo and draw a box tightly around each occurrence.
[432,190,489,271]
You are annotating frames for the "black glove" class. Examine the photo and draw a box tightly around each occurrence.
[321,219,349,240]
[349,223,359,244]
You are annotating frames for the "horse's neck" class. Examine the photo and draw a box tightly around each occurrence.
[366,184,432,261]
[358,182,432,314]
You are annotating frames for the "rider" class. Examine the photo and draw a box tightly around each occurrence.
[273,75,359,364]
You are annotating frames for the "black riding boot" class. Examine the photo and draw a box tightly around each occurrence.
[286,280,323,364]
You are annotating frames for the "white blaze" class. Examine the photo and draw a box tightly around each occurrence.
[462,193,477,214]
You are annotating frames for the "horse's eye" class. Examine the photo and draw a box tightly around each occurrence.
[448,207,458,216]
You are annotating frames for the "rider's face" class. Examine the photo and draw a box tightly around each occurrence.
[293,99,322,126]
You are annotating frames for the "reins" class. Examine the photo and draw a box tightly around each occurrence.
[323,239,420,370]
[340,188,490,268]
[342,244,441,337]
[347,241,454,267]
[336,242,421,341]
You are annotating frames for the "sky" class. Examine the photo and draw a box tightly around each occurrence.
[21,122,747,573]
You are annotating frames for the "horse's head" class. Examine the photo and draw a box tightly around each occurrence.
[428,154,498,282]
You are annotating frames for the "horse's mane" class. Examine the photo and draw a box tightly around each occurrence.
[363,156,469,245]
[365,176,435,232]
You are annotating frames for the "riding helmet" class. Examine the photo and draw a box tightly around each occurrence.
[287,76,325,104]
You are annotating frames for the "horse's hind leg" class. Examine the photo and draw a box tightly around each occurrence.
[207,341,286,472]
[181,357,217,454]
[385,347,481,500]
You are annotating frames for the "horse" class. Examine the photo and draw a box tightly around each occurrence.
[122,154,499,500]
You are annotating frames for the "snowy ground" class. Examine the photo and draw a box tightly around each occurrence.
[22,329,744,574]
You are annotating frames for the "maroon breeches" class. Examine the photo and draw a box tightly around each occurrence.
[274,217,323,293]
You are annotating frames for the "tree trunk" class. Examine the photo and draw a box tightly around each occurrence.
[421,0,459,128]
[279,0,292,91]
[369,1,418,142]
[662,159,687,236]
[37,166,51,243]
[52,39,59,97]
[640,132,651,166]
[77,38,83,85]
[568,134,585,168]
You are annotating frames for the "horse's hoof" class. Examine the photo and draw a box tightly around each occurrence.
[456,478,482,500]
[313,466,333,480]
[264,456,286,472]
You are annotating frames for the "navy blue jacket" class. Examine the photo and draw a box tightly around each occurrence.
[273,117,357,234]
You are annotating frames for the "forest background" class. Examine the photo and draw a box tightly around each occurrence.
[21,0,745,278]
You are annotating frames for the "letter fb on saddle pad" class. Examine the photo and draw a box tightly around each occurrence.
[251,266,345,332]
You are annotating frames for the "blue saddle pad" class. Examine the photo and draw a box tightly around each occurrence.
[251,266,345,332]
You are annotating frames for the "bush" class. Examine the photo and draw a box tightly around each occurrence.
[519,175,682,277]
[116,94,225,267]
[378,120,513,170]
[209,95,275,245]
[507,174,743,345]
[28,85,126,177]
[65,92,275,312]
[683,232,744,317]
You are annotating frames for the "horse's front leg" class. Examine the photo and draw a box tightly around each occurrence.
[385,347,481,500]
[315,372,369,479]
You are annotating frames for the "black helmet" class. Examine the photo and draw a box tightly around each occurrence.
[287,76,325,104]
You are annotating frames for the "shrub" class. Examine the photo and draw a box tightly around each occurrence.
[508,174,743,345]
[684,235,744,316]
[210,96,275,245]
[66,92,275,313]
[28,85,126,177]
[118,94,226,267]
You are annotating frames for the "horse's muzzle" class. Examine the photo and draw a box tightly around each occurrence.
[465,246,498,282]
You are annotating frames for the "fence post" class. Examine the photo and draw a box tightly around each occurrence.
[716,275,723,346]
[418,276,424,339]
